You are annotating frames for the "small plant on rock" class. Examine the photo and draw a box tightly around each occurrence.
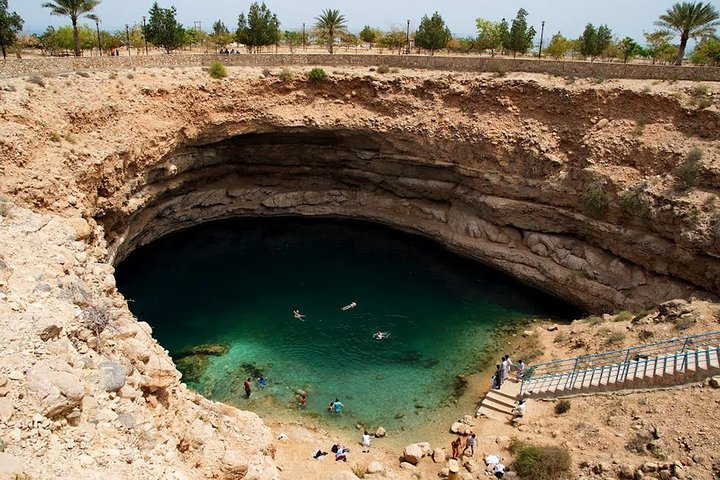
[277,68,293,82]
[308,67,327,83]
[675,148,703,191]
[583,182,609,218]
[261,67,272,77]
[376,64,390,74]
[605,331,627,346]
[638,329,654,341]
[28,75,46,88]
[50,132,61,142]
[209,61,228,79]
[619,185,650,217]
[351,463,367,478]
[554,399,571,415]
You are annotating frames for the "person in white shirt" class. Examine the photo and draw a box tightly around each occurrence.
[494,462,505,479]
[361,431,371,452]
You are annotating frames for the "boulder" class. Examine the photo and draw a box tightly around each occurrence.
[402,443,424,465]
[98,362,126,392]
[399,462,416,470]
[175,355,208,383]
[375,427,386,437]
[176,343,230,359]
[709,376,720,389]
[219,450,249,479]
[448,458,460,473]
[366,461,383,474]
[451,422,471,435]
[432,448,446,463]
[0,397,13,422]
[417,442,432,457]
[26,361,84,418]
[66,217,93,241]
[140,366,178,392]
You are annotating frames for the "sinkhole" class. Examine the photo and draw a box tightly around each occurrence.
[115,216,579,439]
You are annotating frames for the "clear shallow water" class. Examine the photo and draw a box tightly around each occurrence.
[115,217,576,435]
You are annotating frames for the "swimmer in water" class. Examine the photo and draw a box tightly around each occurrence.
[373,331,390,340]
[293,309,305,320]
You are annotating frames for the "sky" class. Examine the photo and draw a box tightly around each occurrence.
[12,0,720,42]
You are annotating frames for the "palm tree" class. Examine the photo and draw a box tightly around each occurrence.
[655,1,720,65]
[314,8,346,54]
[42,0,101,57]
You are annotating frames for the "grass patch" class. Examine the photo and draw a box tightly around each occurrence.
[632,118,647,136]
[514,332,545,364]
[50,132,61,143]
[277,68,293,82]
[350,463,367,478]
[510,439,572,480]
[613,311,635,322]
[605,331,627,347]
[308,67,327,83]
[674,315,695,331]
[675,148,703,191]
[582,315,605,326]
[583,182,609,218]
[209,61,227,79]
[626,431,653,454]
[554,399,571,415]
[377,64,390,74]
[28,75,46,88]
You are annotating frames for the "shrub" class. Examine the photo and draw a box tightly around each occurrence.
[638,329,654,341]
[605,331,627,346]
[613,311,635,322]
[554,399,571,415]
[510,439,572,480]
[674,315,695,331]
[376,64,390,74]
[675,148,703,191]
[308,67,327,83]
[583,182,609,218]
[582,315,605,326]
[126,73,135,80]
[28,75,46,88]
[351,463,367,478]
[209,61,227,79]
[626,431,653,454]
[50,132,61,142]
[277,68,293,82]
[619,185,650,217]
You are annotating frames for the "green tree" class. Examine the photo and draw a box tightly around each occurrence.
[183,27,205,49]
[283,30,303,53]
[41,0,100,56]
[505,8,536,57]
[340,31,359,51]
[414,12,451,55]
[314,8,346,54]
[447,36,474,54]
[545,32,572,59]
[359,25,381,48]
[656,1,720,65]
[146,2,184,53]
[379,29,405,54]
[475,18,502,56]
[236,2,280,53]
[618,36,641,63]
[0,0,24,59]
[580,23,612,61]
[644,30,676,63]
[690,37,720,64]
[209,20,233,51]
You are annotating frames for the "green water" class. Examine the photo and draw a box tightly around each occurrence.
[115,217,576,437]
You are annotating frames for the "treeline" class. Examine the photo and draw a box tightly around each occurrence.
[1,0,719,66]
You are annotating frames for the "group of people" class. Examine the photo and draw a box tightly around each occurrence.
[243,375,268,398]
[328,398,344,414]
[451,433,477,458]
[492,354,526,390]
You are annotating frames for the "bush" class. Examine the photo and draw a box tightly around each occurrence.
[582,315,605,326]
[619,186,649,217]
[376,64,390,74]
[308,67,327,83]
[554,399,571,415]
[261,67,272,77]
[638,329,654,341]
[675,148,703,191]
[28,75,46,88]
[50,132,61,142]
[209,61,227,79]
[613,311,635,322]
[510,439,572,480]
[75,71,90,78]
[605,331,627,346]
[582,182,609,218]
[350,463,366,478]
[277,68,293,82]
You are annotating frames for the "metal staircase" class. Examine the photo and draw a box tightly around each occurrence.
[520,330,720,399]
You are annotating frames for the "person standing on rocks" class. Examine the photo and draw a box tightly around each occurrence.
[501,355,510,384]
[493,364,502,390]
[244,377,252,398]
[462,433,476,456]
[451,436,462,458]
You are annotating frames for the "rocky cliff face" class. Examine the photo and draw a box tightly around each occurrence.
[0,66,719,479]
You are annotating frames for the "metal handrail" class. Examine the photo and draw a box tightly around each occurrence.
[520,329,720,396]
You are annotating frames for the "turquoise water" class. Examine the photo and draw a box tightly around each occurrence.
[115,217,575,435]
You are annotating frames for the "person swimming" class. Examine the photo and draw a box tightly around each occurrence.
[341,302,357,311]
[373,331,390,340]
[293,309,305,319]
